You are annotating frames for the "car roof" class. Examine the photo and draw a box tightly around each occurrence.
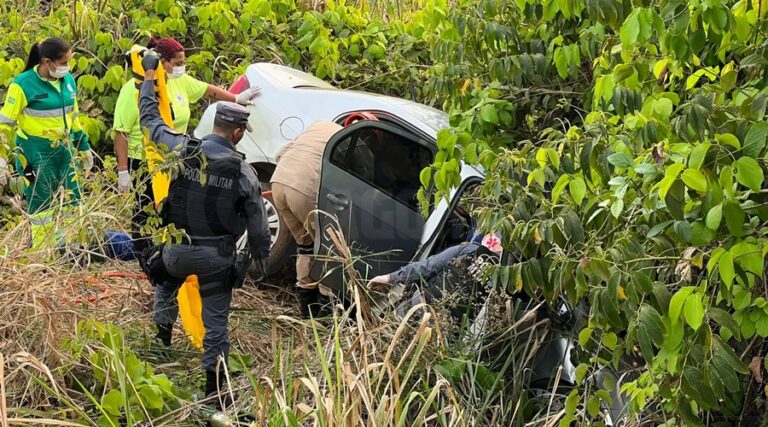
[247,63,449,137]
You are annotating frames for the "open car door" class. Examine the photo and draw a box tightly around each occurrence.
[310,121,436,295]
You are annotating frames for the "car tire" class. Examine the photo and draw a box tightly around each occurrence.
[260,182,296,278]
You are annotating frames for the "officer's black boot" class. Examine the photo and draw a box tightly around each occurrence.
[205,369,223,397]
[205,369,236,410]
[297,288,319,318]
[155,323,173,346]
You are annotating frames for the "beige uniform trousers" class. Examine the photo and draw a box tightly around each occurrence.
[272,182,331,294]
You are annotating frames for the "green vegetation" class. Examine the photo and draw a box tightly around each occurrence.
[3,0,768,425]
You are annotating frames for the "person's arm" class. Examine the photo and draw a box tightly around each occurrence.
[205,84,261,106]
[70,98,90,152]
[239,163,271,263]
[114,131,131,191]
[139,69,187,152]
[389,243,478,284]
[114,132,129,172]
[113,83,139,172]
[204,84,236,102]
[0,82,26,139]
[0,83,26,182]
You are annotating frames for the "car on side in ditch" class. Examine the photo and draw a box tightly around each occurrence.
[194,62,483,291]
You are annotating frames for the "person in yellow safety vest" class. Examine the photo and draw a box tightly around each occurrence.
[112,37,261,254]
[0,38,93,246]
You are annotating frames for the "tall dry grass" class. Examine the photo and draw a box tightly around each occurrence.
[0,166,565,426]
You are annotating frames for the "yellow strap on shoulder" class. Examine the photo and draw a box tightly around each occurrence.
[130,45,205,350]
[129,45,174,201]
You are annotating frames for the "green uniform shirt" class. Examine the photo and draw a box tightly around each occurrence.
[113,74,208,160]
[0,66,89,150]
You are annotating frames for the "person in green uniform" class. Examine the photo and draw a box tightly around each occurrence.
[0,38,92,219]
[113,37,260,253]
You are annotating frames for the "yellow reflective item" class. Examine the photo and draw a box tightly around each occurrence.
[129,46,173,201]
[30,207,66,251]
[177,275,205,349]
[130,45,205,350]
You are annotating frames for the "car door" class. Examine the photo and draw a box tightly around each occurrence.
[310,121,436,294]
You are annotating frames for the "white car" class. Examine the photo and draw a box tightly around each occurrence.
[195,63,484,292]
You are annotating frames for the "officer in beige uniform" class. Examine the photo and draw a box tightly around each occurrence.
[271,120,342,316]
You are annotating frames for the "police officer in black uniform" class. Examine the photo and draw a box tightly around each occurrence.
[137,52,271,403]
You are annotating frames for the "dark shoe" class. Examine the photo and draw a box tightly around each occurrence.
[205,369,237,411]
[205,369,222,397]
[297,288,319,318]
[155,323,172,346]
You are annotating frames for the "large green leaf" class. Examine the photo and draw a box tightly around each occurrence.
[723,200,745,237]
[647,220,673,237]
[718,250,735,288]
[743,122,768,158]
[683,293,705,331]
[681,168,707,192]
[682,366,718,409]
[734,156,764,192]
[658,163,685,200]
[637,304,665,363]
[705,203,722,231]
[688,142,710,169]
[479,104,499,124]
[569,176,587,205]
[732,242,764,277]
[708,307,741,341]
[669,287,695,324]
[620,10,641,46]
[552,174,570,204]
[101,389,123,416]
[607,152,634,168]
[665,180,686,220]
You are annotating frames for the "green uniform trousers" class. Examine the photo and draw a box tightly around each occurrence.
[15,135,81,214]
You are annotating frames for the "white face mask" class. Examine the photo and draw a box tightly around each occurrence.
[50,64,69,79]
[170,65,186,79]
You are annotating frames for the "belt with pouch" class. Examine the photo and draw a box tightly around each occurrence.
[184,235,236,256]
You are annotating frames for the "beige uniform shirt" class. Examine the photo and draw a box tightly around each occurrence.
[270,121,343,201]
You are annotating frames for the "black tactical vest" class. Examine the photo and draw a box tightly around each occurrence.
[164,138,246,238]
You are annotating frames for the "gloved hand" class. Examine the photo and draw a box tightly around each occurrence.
[367,274,391,292]
[0,157,9,187]
[82,149,94,172]
[117,169,131,193]
[141,50,160,72]
[234,86,262,106]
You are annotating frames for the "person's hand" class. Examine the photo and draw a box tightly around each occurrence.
[82,150,94,172]
[0,157,9,187]
[117,169,131,193]
[234,86,262,106]
[141,50,160,72]
[367,274,390,292]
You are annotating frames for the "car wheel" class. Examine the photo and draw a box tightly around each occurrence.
[261,182,296,277]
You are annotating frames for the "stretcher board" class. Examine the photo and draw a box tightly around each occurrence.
[129,45,205,350]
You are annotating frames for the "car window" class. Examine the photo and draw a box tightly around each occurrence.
[330,127,434,211]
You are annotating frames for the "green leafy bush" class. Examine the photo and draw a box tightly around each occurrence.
[4,0,768,424]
